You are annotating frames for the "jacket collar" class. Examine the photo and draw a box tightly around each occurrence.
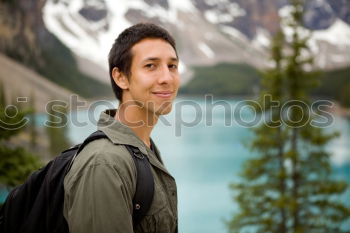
[97,109,172,178]
[97,109,149,155]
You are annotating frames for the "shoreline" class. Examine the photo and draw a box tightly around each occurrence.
[327,102,350,118]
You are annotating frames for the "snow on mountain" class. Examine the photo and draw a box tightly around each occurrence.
[43,0,269,84]
[252,28,271,49]
[279,4,350,69]
[198,42,215,58]
[311,19,350,68]
[43,0,350,83]
[43,0,203,83]
[313,19,350,46]
[203,0,245,24]
[43,0,129,69]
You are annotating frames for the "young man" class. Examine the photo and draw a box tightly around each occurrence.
[63,23,180,233]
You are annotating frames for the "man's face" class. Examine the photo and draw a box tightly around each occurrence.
[123,38,180,116]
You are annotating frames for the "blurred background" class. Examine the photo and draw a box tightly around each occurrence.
[0,0,349,232]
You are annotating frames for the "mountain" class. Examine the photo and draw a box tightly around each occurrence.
[43,0,350,83]
[1,0,349,99]
[0,0,111,100]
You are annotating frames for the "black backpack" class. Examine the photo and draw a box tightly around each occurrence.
[0,130,154,233]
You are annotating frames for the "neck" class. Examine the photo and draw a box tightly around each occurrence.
[115,103,158,148]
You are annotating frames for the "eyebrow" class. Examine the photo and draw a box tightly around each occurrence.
[143,57,178,62]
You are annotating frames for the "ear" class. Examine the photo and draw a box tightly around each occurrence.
[112,67,129,90]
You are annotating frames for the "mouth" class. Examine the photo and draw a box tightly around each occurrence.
[152,91,174,98]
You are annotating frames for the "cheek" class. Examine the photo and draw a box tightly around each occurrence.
[174,75,180,88]
[143,79,156,90]
[132,73,154,90]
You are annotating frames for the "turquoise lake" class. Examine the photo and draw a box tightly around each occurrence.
[66,97,350,233]
[1,97,349,232]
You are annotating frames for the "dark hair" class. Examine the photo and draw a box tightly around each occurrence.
[108,23,178,101]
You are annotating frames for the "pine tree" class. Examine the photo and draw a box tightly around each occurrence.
[0,82,41,190]
[229,1,350,233]
[284,1,350,232]
[0,86,27,140]
[228,28,290,233]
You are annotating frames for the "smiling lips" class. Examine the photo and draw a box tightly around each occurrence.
[152,91,173,98]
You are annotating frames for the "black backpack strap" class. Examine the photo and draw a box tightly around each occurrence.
[125,145,155,227]
[77,130,109,154]
[66,130,109,174]
[68,130,154,226]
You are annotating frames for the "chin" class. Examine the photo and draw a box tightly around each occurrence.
[155,103,173,116]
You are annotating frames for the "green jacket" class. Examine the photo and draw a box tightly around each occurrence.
[63,109,178,233]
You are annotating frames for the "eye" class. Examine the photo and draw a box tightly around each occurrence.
[145,63,156,69]
[168,64,178,70]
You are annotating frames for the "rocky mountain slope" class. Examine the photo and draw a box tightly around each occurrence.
[0,53,75,112]
[0,0,111,99]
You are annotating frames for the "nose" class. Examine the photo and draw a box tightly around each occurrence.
[158,64,174,84]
